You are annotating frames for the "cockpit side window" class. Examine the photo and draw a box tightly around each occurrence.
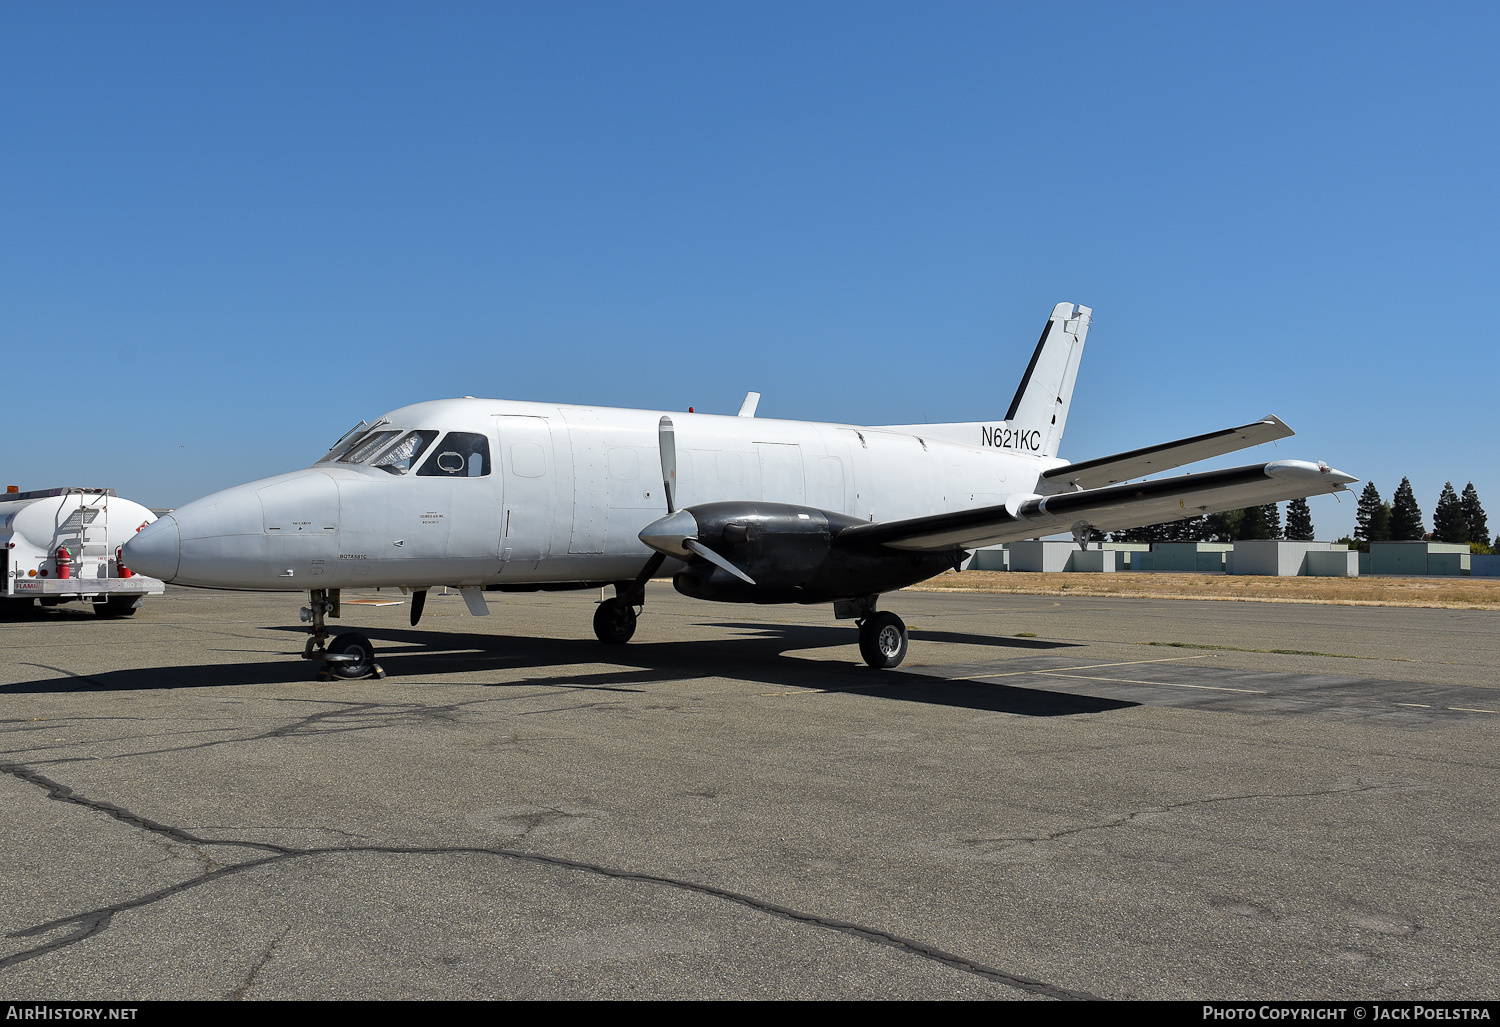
[418,432,491,477]
[371,430,439,475]
[338,430,401,465]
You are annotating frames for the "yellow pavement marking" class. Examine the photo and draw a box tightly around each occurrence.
[1448,707,1498,714]
[954,655,1212,681]
[1034,672,1264,694]
[760,655,1214,697]
[1397,703,1431,708]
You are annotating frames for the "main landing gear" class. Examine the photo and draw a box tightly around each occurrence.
[301,588,385,680]
[857,611,908,669]
[591,580,909,669]
[836,595,908,669]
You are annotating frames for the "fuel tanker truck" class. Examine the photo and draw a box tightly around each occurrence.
[1,486,166,616]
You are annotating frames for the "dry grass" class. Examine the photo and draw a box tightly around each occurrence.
[907,570,1500,610]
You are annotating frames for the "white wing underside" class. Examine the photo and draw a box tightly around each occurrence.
[838,459,1356,552]
[1041,416,1295,489]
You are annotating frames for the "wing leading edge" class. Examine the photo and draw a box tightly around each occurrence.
[837,460,1357,552]
[1040,415,1295,490]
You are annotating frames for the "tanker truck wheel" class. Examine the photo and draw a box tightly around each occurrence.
[0,598,36,619]
[95,597,141,618]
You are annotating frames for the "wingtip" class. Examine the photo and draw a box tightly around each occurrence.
[1258,413,1294,436]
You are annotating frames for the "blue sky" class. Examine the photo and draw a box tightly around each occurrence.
[3,2,1495,539]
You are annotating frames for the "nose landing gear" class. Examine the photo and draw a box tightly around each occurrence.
[593,595,638,644]
[301,589,385,680]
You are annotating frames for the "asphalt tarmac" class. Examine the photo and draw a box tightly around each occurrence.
[1,585,1497,1000]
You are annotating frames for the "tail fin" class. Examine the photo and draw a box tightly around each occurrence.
[873,301,1090,458]
[1004,302,1090,458]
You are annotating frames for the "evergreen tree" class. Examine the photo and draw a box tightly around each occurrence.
[1238,505,1271,540]
[1461,483,1489,544]
[1185,515,1213,541]
[1390,478,1425,540]
[1285,497,1315,541]
[1432,482,1470,544]
[1355,482,1389,543]
[1263,502,1283,539]
[1205,509,1243,542]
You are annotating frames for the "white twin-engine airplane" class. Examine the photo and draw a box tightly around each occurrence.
[124,302,1355,678]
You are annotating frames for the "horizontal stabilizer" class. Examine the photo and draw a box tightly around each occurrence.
[1042,416,1295,490]
[836,459,1356,552]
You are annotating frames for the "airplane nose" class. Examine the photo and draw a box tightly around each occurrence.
[123,515,180,581]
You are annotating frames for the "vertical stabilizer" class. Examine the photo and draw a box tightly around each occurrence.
[1003,302,1090,458]
[874,301,1091,458]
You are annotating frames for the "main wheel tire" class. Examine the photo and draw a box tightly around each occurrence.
[593,597,637,644]
[95,597,140,617]
[858,611,908,669]
[327,632,376,679]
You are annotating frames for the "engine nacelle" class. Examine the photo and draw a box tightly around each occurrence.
[668,501,958,604]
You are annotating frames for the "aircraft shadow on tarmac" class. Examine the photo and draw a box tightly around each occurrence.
[706,622,1084,651]
[0,622,1133,718]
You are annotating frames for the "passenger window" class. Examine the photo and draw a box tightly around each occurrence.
[418,432,491,477]
[373,430,439,475]
[339,430,400,465]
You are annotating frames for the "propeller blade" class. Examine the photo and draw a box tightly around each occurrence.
[684,538,756,585]
[658,415,677,514]
[410,588,427,626]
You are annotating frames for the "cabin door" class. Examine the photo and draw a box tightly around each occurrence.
[495,415,556,570]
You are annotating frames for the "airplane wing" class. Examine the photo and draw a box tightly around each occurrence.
[835,459,1356,552]
[1040,416,1295,489]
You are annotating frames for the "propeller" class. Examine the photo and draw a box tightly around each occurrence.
[634,415,756,590]
[410,588,426,626]
[660,415,677,514]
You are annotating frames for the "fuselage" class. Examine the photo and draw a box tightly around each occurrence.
[125,397,1065,591]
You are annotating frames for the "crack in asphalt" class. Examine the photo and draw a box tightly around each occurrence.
[6,692,622,769]
[17,663,112,691]
[0,762,1096,1000]
[227,926,289,1000]
[954,782,1404,852]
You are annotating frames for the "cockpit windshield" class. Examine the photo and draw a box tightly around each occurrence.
[338,430,401,465]
[371,430,439,475]
[330,427,488,477]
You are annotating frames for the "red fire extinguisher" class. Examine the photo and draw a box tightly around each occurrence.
[56,544,72,580]
[116,545,133,578]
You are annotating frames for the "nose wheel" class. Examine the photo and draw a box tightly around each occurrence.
[857,611,908,669]
[593,596,638,644]
[301,589,385,680]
